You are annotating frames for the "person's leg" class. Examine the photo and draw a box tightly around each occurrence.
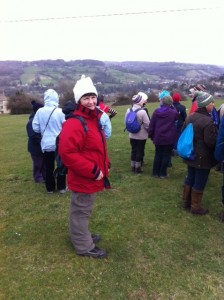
[69,192,96,254]
[130,138,138,172]
[31,154,45,183]
[69,192,107,258]
[43,151,55,192]
[40,155,46,182]
[57,173,66,192]
[193,168,210,191]
[135,139,146,172]
[159,145,173,177]
[182,184,192,209]
[191,168,210,215]
[184,166,195,187]
[152,145,162,177]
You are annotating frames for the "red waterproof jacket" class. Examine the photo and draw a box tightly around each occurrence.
[189,100,198,115]
[58,104,110,194]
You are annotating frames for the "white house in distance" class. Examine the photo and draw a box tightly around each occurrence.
[0,93,10,114]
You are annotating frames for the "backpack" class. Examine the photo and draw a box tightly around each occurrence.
[214,115,224,162]
[125,108,142,133]
[211,107,220,128]
[54,115,88,176]
[177,122,195,160]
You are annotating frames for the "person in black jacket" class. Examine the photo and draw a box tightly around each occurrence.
[172,93,187,153]
[26,101,46,183]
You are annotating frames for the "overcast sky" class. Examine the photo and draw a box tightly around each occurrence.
[1,0,224,66]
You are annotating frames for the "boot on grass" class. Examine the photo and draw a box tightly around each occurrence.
[182,184,192,210]
[191,189,208,215]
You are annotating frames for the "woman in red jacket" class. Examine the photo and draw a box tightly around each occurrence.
[59,75,110,259]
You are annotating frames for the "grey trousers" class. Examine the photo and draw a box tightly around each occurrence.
[69,192,96,254]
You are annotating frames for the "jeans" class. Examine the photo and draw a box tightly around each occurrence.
[185,166,210,191]
[152,144,173,177]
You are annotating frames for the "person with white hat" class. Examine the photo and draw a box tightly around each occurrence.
[124,92,150,173]
[58,75,111,259]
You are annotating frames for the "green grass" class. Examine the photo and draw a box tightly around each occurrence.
[1,101,224,299]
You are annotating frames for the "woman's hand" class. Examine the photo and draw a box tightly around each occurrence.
[96,170,104,180]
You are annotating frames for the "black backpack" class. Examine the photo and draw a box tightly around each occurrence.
[54,115,88,177]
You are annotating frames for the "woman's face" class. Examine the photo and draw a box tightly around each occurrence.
[80,94,97,110]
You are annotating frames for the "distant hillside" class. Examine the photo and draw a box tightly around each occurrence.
[0,59,224,96]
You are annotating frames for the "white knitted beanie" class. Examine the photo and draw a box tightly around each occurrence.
[73,75,98,103]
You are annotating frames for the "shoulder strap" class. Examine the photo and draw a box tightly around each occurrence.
[134,108,142,113]
[70,115,88,133]
[42,107,56,137]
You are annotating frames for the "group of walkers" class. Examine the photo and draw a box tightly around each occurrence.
[26,76,224,259]
[125,84,224,221]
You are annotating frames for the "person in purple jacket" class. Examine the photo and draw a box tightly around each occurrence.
[148,91,179,179]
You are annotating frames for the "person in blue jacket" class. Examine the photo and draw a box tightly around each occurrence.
[215,113,224,221]
[26,101,46,183]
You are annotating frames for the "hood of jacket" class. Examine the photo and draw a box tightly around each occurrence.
[156,105,174,118]
[44,89,59,107]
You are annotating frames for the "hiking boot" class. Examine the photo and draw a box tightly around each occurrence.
[59,189,66,194]
[152,174,159,178]
[182,184,192,210]
[135,167,143,173]
[131,167,135,173]
[91,234,101,243]
[78,246,107,258]
[191,189,209,215]
[160,175,169,179]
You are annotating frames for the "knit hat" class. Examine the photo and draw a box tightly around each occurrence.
[73,75,98,103]
[195,84,206,91]
[189,84,206,95]
[196,92,214,108]
[44,89,59,107]
[132,93,146,106]
[172,93,181,102]
[31,100,43,113]
[159,90,170,100]
[137,92,148,102]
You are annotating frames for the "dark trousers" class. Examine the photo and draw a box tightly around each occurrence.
[185,166,210,191]
[130,139,146,165]
[31,154,46,183]
[152,144,173,177]
[43,151,66,192]
[174,127,181,150]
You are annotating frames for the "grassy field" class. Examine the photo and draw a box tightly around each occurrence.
[0,100,224,299]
